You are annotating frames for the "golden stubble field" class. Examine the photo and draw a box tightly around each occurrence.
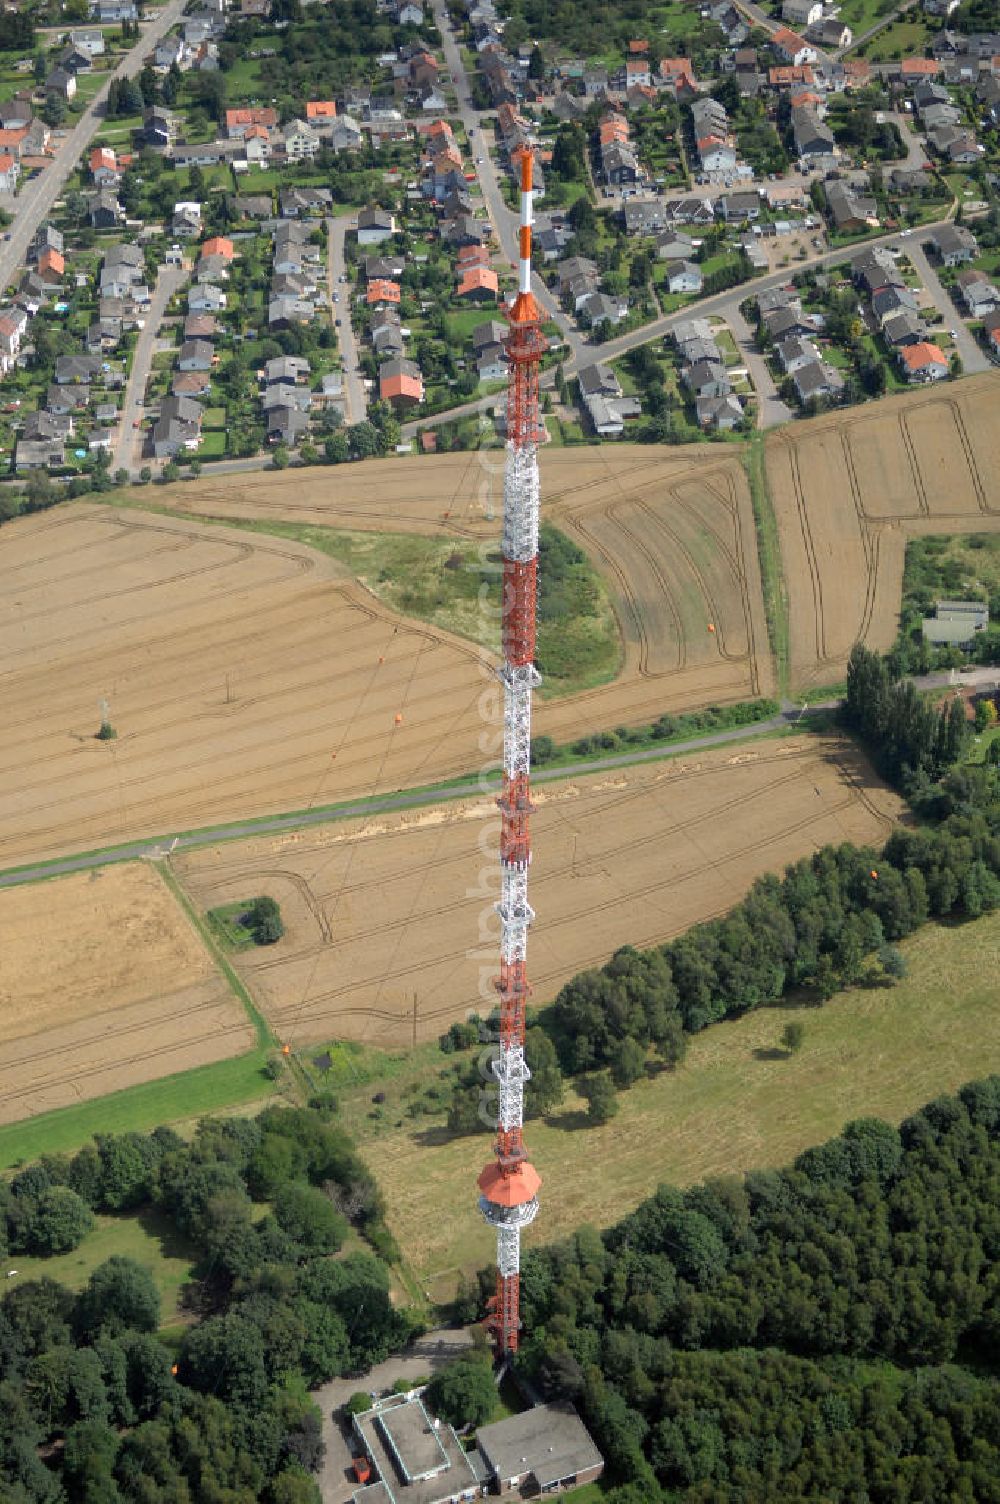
[0,863,253,1121]
[172,735,903,1050]
[143,444,775,745]
[766,372,1000,691]
[2,447,772,869]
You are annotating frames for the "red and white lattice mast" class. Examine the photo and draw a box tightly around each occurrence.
[477,151,545,1358]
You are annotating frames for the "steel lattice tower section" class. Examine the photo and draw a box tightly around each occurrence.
[477,151,545,1358]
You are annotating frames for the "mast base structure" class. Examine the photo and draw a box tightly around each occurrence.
[477,148,546,1360]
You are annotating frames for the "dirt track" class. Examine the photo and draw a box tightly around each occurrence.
[0,862,252,1121]
[767,372,1000,691]
[172,735,903,1050]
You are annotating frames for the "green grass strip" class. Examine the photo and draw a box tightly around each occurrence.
[157,864,274,1049]
[745,432,790,697]
[0,1052,276,1171]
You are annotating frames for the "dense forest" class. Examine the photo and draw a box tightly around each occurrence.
[513,1076,1000,1501]
[0,1102,410,1502]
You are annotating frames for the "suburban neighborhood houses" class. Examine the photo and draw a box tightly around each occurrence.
[0,0,996,477]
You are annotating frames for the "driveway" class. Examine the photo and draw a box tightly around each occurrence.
[312,1327,474,1504]
[904,234,989,375]
[113,264,187,475]
[327,213,365,425]
[0,0,187,295]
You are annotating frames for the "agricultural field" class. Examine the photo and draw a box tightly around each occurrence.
[0,504,486,869]
[353,908,1000,1300]
[766,373,1000,693]
[171,735,902,1051]
[143,442,774,737]
[0,863,253,1123]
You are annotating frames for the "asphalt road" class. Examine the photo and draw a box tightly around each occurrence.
[327,211,365,424]
[903,234,989,376]
[429,0,581,358]
[113,263,187,473]
[721,297,793,428]
[0,0,187,296]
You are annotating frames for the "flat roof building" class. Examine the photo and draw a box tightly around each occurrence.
[352,1394,479,1504]
[475,1401,604,1495]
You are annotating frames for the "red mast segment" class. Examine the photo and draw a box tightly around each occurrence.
[477,148,545,1356]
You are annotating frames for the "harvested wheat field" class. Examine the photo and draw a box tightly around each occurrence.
[0,504,489,868]
[143,444,774,730]
[0,863,252,1122]
[172,734,903,1050]
[767,372,1000,692]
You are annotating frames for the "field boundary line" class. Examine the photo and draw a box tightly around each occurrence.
[157,861,275,1051]
[745,434,789,696]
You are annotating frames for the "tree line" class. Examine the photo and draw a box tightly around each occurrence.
[511,1076,1000,1501]
[0,1100,410,1502]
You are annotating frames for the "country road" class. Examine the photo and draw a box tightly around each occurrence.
[0,0,187,295]
[0,664,982,890]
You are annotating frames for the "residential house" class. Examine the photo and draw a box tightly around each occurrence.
[928,125,980,162]
[33,224,63,259]
[577,363,642,435]
[225,107,278,138]
[16,439,64,470]
[0,308,27,374]
[792,360,843,403]
[782,0,822,25]
[956,268,1000,315]
[883,310,928,346]
[266,406,310,444]
[697,392,744,429]
[357,208,397,245]
[624,200,671,236]
[86,318,122,354]
[456,265,498,302]
[169,203,201,243]
[268,295,312,327]
[200,236,235,264]
[281,119,320,160]
[929,224,978,265]
[656,231,696,260]
[90,0,137,20]
[183,314,218,342]
[579,291,629,327]
[899,340,949,381]
[154,34,185,70]
[771,27,816,65]
[46,67,76,101]
[808,18,852,47]
[188,284,227,312]
[46,384,90,414]
[153,395,203,457]
[89,146,119,187]
[178,339,214,372]
[58,43,93,75]
[306,101,337,125]
[364,254,406,282]
[36,247,65,285]
[261,384,311,413]
[717,191,763,222]
[265,356,311,385]
[0,154,19,195]
[826,178,879,231]
[232,195,272,220]
[366,278,401,309]
[22,410,72,441]
[379,357,424,406]
[776,334,823,374]
[89,191,123,229]
[792,104,836,163]
[143,109,173,149]
[663,259,703,294]
[70,27,105,56]
[279,186,332,217]
[871,284,919,324]
[55,355,100,385]
[683,358,730,398]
